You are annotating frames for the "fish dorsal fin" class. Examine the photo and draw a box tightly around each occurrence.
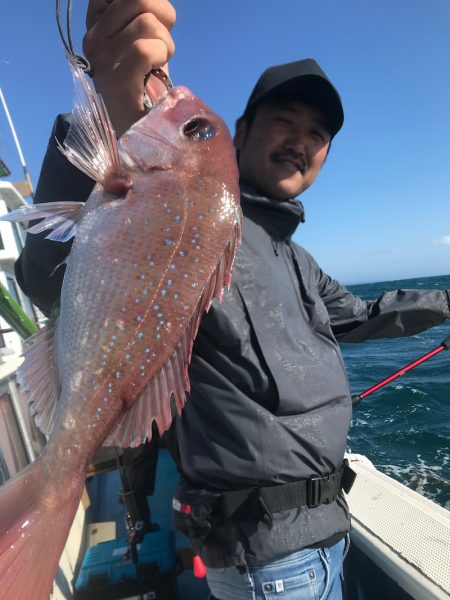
[57,56,130,194]
[0,201,84,242]
[17,321,60,435]
[102,219,241,448]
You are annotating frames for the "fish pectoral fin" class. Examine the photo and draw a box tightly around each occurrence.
[57,55,131,196]
[18,320,60,435]
[0,201,84,242]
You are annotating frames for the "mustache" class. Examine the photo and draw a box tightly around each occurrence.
[270,150,306,173]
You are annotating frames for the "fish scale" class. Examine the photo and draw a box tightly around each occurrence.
[0,59,241,600]
[58,176,233,414]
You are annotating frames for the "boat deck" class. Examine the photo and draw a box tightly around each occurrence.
[84,448,209,599]
[53,451,450,599]
[345,455,450,600]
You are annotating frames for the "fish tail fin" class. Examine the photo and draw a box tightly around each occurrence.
[0,460,82,600]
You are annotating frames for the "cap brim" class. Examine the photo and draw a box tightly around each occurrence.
[246,74,344,137]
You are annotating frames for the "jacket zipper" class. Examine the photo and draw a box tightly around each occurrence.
[271,238,279,256]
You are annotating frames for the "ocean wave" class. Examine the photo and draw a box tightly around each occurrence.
[376,457,450,509]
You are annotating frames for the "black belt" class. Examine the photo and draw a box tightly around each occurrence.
[219,460,356,523]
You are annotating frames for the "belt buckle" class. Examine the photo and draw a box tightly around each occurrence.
[306,476,322,508]
[251,489,274,523]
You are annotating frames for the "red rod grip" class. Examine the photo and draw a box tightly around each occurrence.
[193,555,207,578]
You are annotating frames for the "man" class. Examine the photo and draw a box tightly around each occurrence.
[14,2,450,599]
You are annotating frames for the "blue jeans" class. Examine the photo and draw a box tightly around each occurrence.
[206,536,349,600]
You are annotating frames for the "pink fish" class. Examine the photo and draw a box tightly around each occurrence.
[0,61,240,599]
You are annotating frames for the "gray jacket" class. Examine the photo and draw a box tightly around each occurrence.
[172,188,450,566]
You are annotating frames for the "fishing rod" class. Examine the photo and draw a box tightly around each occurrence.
[352,334,450,407]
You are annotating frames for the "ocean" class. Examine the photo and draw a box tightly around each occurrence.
[343,274,450,510]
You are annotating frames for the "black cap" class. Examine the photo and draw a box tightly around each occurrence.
[242,58,344,137]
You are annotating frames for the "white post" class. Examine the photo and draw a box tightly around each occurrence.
[0,87,34,199]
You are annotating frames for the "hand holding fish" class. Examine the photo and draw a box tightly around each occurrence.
[84,0,176,136]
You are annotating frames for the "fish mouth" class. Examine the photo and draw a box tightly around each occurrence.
[149,86,196,111]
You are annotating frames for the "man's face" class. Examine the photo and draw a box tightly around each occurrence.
[234,98,331,200]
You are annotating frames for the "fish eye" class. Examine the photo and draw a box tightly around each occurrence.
[183,118,215,141]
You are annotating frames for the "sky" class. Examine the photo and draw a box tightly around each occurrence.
[1,0,450,284]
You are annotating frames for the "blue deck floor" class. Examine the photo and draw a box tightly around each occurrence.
[86,449,210,600]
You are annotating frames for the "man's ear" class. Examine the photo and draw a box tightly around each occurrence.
[233,118,247,150]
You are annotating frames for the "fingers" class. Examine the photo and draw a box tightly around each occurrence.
[83,0,176,136]
[84,12,175,75]
[86,0,176,34]
[85,0,113,30]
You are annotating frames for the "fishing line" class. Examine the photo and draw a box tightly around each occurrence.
[56,0,91,73]
[55,0,172,106]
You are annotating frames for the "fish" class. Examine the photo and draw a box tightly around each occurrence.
[0,59,241,600]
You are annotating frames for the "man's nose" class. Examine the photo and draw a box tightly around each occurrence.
[285,129,307,153]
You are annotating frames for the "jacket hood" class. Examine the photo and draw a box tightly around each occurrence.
[240,184,305,241]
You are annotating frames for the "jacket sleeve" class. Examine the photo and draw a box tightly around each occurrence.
[14,114,95,317]
[315,265,450,343]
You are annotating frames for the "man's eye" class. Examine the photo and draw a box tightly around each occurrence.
[310,130,325,141]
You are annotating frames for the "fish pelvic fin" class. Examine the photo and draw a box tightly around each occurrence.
[103,218,242,448]
[0,460,83,600]
[17,321,60,435]
[58,55,132,196]
[0,201,84,242]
